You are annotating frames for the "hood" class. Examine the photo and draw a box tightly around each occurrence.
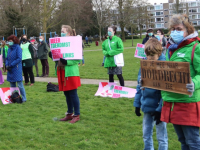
[158,53,166,61]
[10,44,19,50]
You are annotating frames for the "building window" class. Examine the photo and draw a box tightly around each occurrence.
[198,8,200,13]
[198,2,200,6]
[143,25,146,29]
[155,5,163,10]
[191,2,197,7]
[192,15,197,19]
[155,23,164,28]
[155,12,163,16]
[192,21,197,25]
[189,9,197,13]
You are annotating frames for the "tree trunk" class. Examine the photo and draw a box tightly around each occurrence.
[140,25,142,39]
[42,0,47,33]
[131,26,133,47]
[99,27,102,42]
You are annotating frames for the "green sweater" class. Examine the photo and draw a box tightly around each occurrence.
[64,60,80,77]
[0,45,8,58]
[102,36,124,68]
[161,41,200,103]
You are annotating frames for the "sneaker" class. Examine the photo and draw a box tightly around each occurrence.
[24,83,28,86]
[29,83,34,86]
[37,74,39,77]
[82,64,85,66]
[69,115,80,124]
[78,64,80,66]
[102,63,104,66]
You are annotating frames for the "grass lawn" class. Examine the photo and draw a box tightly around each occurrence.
[3,39,143,81]
[0,81,181,150]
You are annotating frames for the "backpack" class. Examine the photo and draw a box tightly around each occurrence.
[47,82,59,92]
[11,91,22,103]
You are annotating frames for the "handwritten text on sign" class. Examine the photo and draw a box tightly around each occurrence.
[49,36,82,61]
[140,60,191,95]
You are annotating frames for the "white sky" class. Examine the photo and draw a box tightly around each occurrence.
[148,0,168,4]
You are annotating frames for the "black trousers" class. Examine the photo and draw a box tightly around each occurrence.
[23,67,35,83]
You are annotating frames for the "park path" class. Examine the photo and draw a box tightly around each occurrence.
[2,75,137,87]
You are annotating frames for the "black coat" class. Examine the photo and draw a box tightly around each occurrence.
[38,41,49,59]
[142,35,156,44]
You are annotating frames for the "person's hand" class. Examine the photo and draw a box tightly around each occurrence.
[60,58,67,65]
[186,78,195,97]
[6,66,11,72]
[135,107,141,116]
[151,111,162,125]
[139,79,145,90]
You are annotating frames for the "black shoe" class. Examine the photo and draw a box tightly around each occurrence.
[102,63,104,66]
[40,75,45,77]
[37,74,39,77]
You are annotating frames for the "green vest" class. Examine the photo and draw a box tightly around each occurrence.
[21,43,31,60]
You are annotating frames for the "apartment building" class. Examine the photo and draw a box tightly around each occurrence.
[146,0,200,30]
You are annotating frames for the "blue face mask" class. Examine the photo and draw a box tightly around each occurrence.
[148,33,153,36]
[108,31,113,37]
[170,30,184,43]
[61,33,67,37]
[39,39,43,42]
[8,42,14,46]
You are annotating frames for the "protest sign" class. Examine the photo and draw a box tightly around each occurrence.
[95,82,137,98]
[140,59,191,95]
[0,87,20,105]
[49,36,82,61]
[134,43,146,59]
[0,55,3,68]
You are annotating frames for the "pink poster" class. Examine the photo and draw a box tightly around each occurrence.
[134,43,146,59]
[0,87,20,105]
[95,82,137,98]
[0,55,3,68]
[49,36,82,61]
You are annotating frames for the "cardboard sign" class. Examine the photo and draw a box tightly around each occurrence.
[134,43,146,59]
[0,87,20,105]
[49,36,82,61]
[95,82,137,98]
[140,60,191,95]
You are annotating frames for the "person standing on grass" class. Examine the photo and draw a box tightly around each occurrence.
[20,35,35,86]
[0,40,9,72]
[85,36,88,44]
[102,26,124,86]
[134,38,168,150]
[160,14,200,149]
[38,36,49,77]
[30,38,39,77]
[156,29,167,55]
[6,35,27,102]
[58,25,81,124]
[142,28,157,44]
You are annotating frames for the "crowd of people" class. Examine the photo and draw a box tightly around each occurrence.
[0,13,200,149]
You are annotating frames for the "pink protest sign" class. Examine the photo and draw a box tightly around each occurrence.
[95,82,137,98]
[49,36,82,61]
[0,87,20,105]
[0,55,3,68]
[134,43,146,59]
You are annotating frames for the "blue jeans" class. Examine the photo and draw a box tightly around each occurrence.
[64,89,80,115]
[143,113,168,150]
[103,56,106,63]
[10,81,27,102]
[79,56,85,64]
[173,124,200,150]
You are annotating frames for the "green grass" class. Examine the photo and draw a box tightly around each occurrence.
[0,81,181,150]
[3,39,143,80]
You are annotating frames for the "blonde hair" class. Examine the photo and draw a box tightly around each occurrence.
[145,38,162,56]
[61,25,76,36]
[169,14,195,35]
[1,40,6,47]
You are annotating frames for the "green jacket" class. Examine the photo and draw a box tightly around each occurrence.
[0,45,8,58]
[102,36,124,68]
[161,41,200,103]
[64,60,80,77]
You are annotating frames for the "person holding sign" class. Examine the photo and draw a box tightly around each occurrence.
[161,14,200,149]
[6,35,27,102]
[102,26,124,86]
[134,38,168,150]
[58,25,81,124]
